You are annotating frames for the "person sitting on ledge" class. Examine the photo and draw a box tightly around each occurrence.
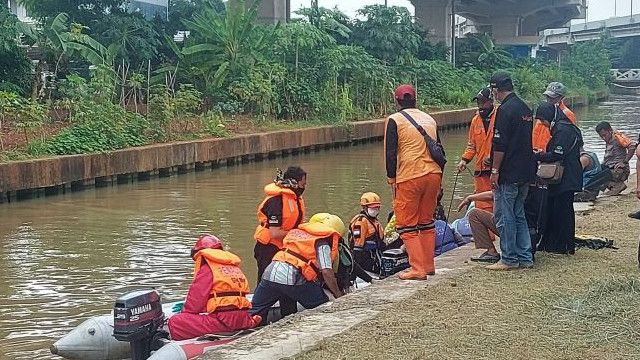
[596,122,637,196]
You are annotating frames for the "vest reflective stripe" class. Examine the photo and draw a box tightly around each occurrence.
[254,183,305,249]
[272,223,340,282]
[193,249,252,313]
[348,214,383,249]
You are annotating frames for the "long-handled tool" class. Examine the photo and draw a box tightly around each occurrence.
[446,171,461,221]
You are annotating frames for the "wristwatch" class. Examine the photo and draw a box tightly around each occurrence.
[491,168,499,174]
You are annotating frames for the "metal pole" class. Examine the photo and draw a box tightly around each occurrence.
[615,0,617,17]
[450,0,456,66]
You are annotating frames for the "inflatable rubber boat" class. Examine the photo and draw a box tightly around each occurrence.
[51,281,370,360]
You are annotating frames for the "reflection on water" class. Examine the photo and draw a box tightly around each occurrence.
[0,95,638,359]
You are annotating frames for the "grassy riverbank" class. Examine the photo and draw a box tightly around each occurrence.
[292,193,640,360]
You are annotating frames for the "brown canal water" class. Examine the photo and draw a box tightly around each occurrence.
[0,95,638,359]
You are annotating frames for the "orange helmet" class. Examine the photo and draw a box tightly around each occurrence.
[360,192,381,207]
[191,234,223,259]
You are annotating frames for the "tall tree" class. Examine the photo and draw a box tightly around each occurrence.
[350,5,421,64]
[0,4,32,94]
[19,0,127,26]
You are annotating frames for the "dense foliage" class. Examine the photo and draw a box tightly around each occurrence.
[0,1,613,159]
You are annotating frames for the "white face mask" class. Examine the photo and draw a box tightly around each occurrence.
[366,208,380,218]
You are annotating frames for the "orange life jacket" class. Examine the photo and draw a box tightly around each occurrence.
[272,223,340,282]
[348,213,384,249]
[461,108,497,173]
[254,183,305,249]
[193,249,252,313]
[385,108,442,184]
[532,102,577,151]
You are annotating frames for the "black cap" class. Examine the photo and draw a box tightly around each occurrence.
[473,87,492,101]
[535,102,558,123]
[490,70,512,89]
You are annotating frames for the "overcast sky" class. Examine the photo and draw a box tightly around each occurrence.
[290,0,633,23]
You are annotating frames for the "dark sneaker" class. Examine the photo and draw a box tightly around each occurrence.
[471,251,500,263]
[519,262,534,269]
[628,210,640,220]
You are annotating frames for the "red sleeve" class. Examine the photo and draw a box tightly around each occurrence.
[183,262,213,314]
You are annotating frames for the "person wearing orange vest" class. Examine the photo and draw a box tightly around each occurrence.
[384,84,443,280]
[249,213,345,320]
[532,82,577,151]
[167,235,261,341]
[348,192,386,274]
[457,87,497,212]
[596,121,638,196]
[253,166,306,316]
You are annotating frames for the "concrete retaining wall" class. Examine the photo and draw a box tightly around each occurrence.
[0,108,475,203]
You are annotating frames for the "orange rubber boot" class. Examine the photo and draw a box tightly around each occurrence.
[399,234,428,280]
[421,229,436,276]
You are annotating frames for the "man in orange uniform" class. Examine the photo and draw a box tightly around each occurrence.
[457,87,497,212]
[384,84,443,280]
[532,82,577,151]
[349,192,386,274]
[168,235,261,340]
[250,213,345,320]
[253,166,306,316]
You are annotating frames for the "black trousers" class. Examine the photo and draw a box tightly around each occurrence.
[524,185,547,254]
[538,191,576,255]
[253,242,298,317]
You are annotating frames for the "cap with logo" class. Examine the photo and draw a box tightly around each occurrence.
[543,82,567,98]
[473,87,493,102]
[394,84,416,101]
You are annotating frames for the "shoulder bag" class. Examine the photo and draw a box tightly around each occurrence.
[536,137,578,185]
[399,110,447,170]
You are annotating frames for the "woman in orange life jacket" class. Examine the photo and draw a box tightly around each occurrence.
[250,213,346,321]
[167,235,261,341]
[253,166,306,317]
[348,192,387,274]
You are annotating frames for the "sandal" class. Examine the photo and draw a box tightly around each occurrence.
[471,251,500,263]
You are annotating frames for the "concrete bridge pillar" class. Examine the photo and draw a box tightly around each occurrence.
[490,15,521,40]
[256,0,290,24]
[412,0,453,47]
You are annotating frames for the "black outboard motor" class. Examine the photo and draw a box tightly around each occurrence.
[113,290,164,360]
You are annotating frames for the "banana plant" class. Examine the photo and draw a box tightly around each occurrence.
[182,0,276,89]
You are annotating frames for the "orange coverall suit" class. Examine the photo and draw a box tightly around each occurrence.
[384,108,443,278]
[461,109,497,212]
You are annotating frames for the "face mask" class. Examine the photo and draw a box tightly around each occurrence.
[366,208,380,218]
[294,187,305,196]
[478,105,493,118]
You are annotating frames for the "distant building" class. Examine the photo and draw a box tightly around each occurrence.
[7,0,33,23]
[129,0,168,20]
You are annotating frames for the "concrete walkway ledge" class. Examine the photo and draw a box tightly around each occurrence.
[197,244,478,360]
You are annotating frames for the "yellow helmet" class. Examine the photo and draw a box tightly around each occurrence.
[360,192,381,207]
[309,213,346,238]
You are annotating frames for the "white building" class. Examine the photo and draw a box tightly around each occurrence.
[7,0,33,23]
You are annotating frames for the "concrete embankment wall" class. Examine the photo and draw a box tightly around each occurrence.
[0,109,475,203]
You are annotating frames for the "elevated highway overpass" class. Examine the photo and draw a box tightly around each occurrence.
[540,15,640,49]
[257,0,586,47]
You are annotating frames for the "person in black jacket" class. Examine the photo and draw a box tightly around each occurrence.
[534,102,584,254]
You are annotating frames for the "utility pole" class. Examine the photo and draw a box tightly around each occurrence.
[615,0,617,17]
[450,0,456,66]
